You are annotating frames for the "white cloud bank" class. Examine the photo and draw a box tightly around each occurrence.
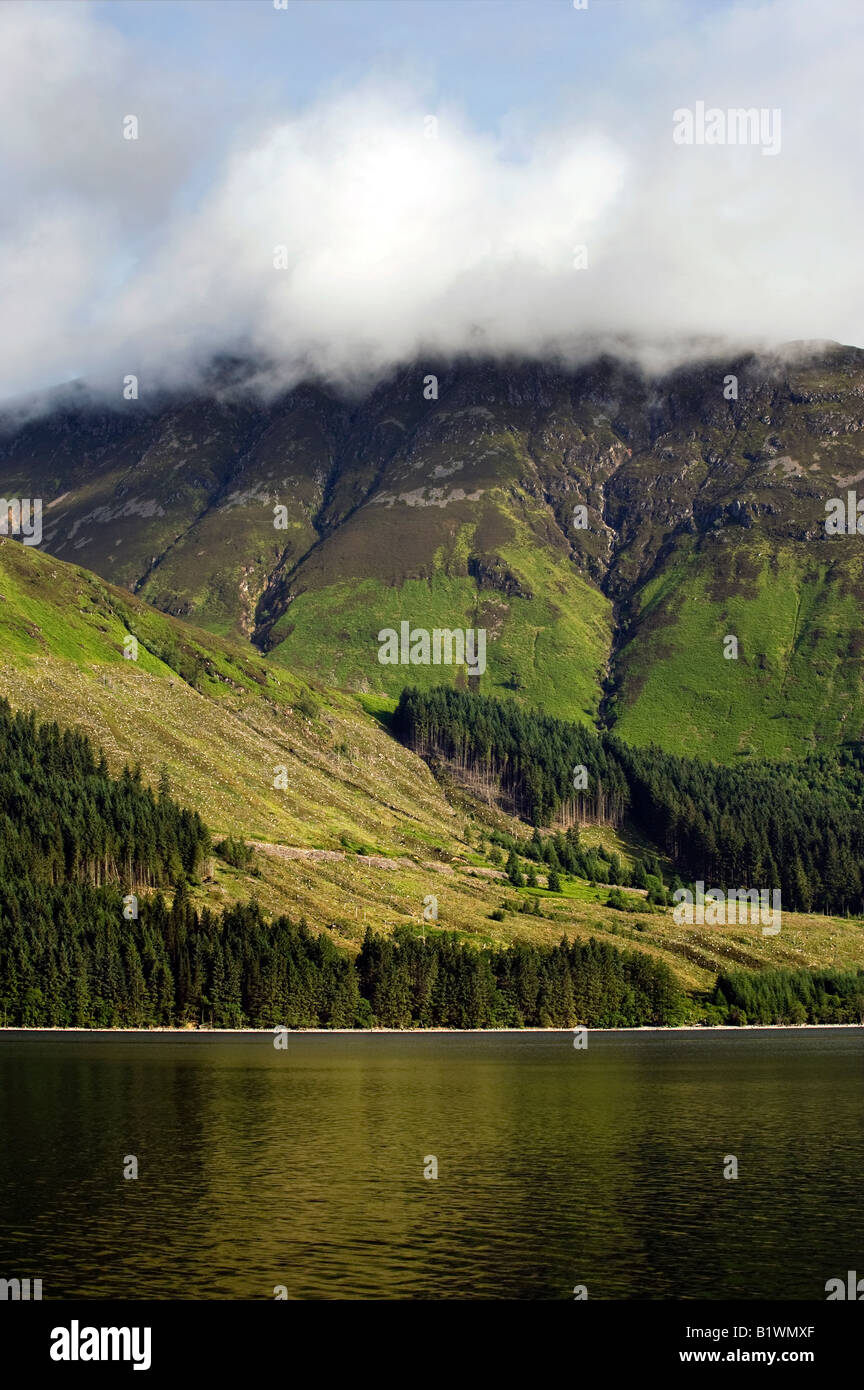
[0,0,862,407]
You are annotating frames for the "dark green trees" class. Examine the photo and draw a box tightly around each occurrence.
[506,850,524,887]
[712,968,864,1025]
[353,929,683,1029]
[394,686,864,919]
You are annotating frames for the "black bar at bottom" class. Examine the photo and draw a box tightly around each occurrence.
[2,1300,858,1378]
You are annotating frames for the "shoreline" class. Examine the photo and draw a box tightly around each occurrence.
[0,1023,861,1035]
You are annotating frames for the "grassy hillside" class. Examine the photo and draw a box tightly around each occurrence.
[0,537,861,1010]
[264,500,611,721]
[611,534,864,760]
[0,536,461,854]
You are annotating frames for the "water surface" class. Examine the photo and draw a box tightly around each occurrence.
[0,1029,861,1299]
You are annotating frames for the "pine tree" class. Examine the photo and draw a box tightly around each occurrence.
[506,850,524,887]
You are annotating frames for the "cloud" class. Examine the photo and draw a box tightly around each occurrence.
[0,0,862,409]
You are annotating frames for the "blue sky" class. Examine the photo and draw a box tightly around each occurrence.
[95,0,719,139]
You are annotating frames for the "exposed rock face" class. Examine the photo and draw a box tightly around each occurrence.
[467,554,533,599]
[3,342,864,755]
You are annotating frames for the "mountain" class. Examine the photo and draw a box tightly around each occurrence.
[3,342,864,759]
[0,537,862,1010]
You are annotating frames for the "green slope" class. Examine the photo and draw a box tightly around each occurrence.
[1,538,862,1005]
[611,534,864,759]
[265,495,611,721]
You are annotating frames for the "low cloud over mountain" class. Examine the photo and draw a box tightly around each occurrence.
[1,0,863,406]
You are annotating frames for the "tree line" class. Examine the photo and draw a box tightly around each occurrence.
[394,686,864,917]
[0,701,210,890]
[712,968,864,1026]
[393,684,628,825]
[486,826,670,900]
[2,698,860,1029]
[0,882,685,1029]
[356,929,684,1028]
[0,699,682,1028]
[3,871,855,1026]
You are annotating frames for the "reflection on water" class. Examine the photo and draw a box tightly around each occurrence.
[0,1029,861,1299]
